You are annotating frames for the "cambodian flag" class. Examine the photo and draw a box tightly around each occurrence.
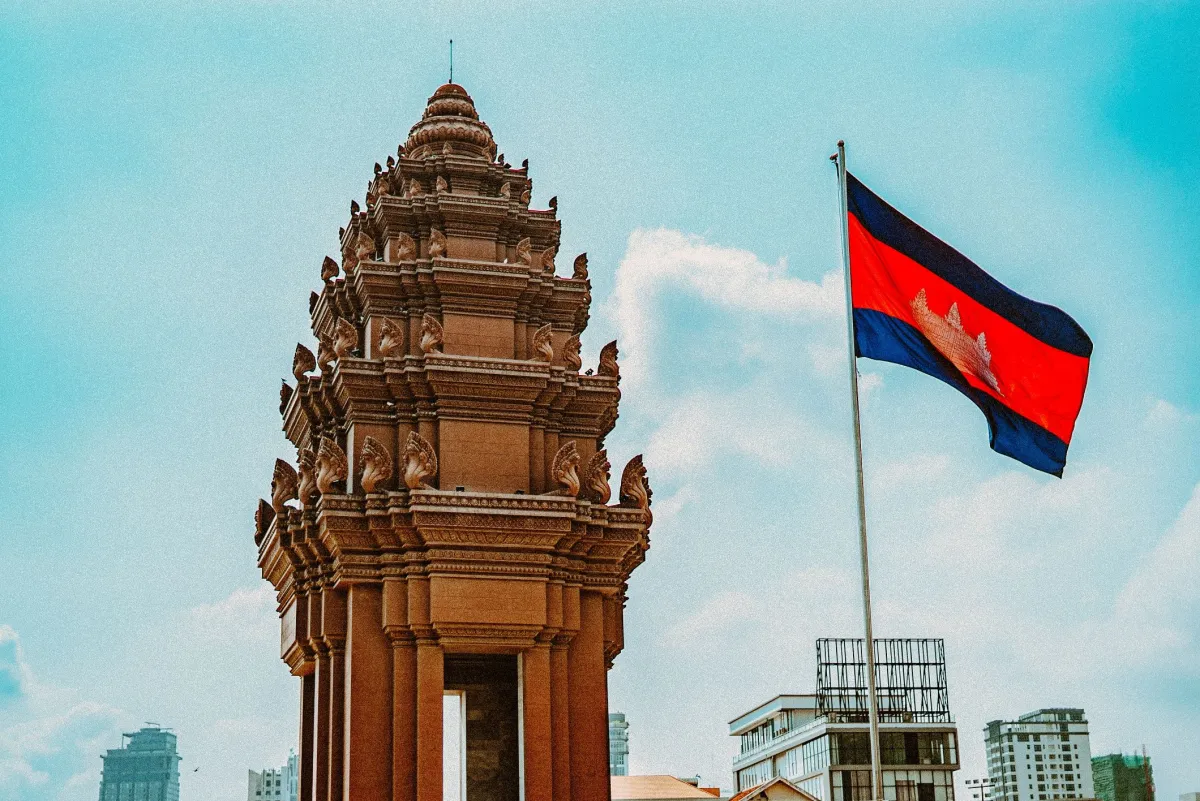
[846,173,1092,476]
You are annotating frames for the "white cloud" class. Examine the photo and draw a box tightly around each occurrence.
[185,585,278,645]
[610,228,842,390]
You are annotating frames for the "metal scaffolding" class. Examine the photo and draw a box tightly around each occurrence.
[816,638,951,723]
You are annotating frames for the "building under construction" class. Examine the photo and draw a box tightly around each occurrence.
[99,725,181,801]
[1092,753,1153,801]
[730,639,959,800]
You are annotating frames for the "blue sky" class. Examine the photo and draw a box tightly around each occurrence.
[2,2,1199,800]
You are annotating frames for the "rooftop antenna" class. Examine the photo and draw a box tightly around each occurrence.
[449,39,454,84]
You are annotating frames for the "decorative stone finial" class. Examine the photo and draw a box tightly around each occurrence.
[297,448,316,507]
[271,459,298,512]
[516,237,532,266]
[403,430,438,489]
[550,441,581,497]
[573,253,588,280]
[254,498,275,545]
[321,256,339,282]
[436,175,448,193]
[598,340,619,378]
[360,435,393,493]
[293,344,316,381]
[584,449,612,504]
[350,199,360,215]
[420,314,443,355]
[386,155,395,169]
[619,454,651,520]
[333,318,358,359]
[378,317,404,358]
[561,333,580,371]
[279,381,293,415]
[309,291,319,314]
[316,438,348,494]
[404,83,496,158]
[500,182,511,199]
[429,229,447,259]
[395,233,416,262]
[531,324,554,363]
[549,196,558,211]
[316,334,335,372]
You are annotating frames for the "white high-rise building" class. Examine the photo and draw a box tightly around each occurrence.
[610,713,631,776]
[984,709,1094,801]
[248,750,298,801]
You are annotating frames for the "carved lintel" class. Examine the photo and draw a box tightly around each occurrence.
[531,323,554,363]
[333,318,358,358]
[420,314,443,355]
[598,340,619,379]
[360,435,393,493]
[562,334,582,372]
[316,438,348,494]
[573,252,588,280]
[403,431,438,490]
[271,459,298,512]
[549,441,581,497]
[584,449,611,505]
[378,317,405,358]
[292,344,316,381]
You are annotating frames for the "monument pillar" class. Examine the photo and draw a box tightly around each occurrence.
[256,82,652,801]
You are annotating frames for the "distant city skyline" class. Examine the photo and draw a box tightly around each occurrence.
[2,3,1199,801]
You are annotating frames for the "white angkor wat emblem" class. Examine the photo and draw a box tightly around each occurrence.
[910,288,1003,395]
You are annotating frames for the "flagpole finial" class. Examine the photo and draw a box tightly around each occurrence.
[449,39,454,83]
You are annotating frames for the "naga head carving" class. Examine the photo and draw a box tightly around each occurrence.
[333,318,358,359]
[315,437,348,495]
[619,454,651,523]
[520,188,531,204]
[321,255,339,282]
[428,229,447,259]
[292,344,316,381]
[598,340,619,379]
[573,252,588,280]
[407,179,423,197]
[296,448,316,506]
[359,435,393,494]
[378,317,405,358]
[515,237,532,266]
[584,449,612,505]
[420,314,443,355]
[562,334,582,372]
[254,498,275,546]
[402,431,438,490]
[394,233,416,262]
[541,248,556,273]
[499,182,512,199]
[550,441,581,497]
[279,380,293,415]
[316,334,335,373]
[271,459,298,512]
[435,175,448,193]
[531,324,554,363]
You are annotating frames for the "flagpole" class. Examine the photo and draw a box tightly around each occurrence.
[833,140,884,801]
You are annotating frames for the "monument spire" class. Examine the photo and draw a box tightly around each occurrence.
[256,83,651,801]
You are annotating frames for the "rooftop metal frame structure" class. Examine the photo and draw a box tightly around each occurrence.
[815,638,951,723]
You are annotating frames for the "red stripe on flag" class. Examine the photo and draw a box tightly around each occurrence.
[849,214,1090,444]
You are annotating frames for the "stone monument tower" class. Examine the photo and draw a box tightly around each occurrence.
[254,83,652,801]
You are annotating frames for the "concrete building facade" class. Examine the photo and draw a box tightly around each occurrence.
[254,82,653,801]
[610,713,631,776]
[984,709,1094,801]
[98,726,181,801]
[248,750,299,801]
[730,640,959,801]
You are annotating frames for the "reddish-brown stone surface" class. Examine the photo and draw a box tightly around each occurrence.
[255,83,652,801]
